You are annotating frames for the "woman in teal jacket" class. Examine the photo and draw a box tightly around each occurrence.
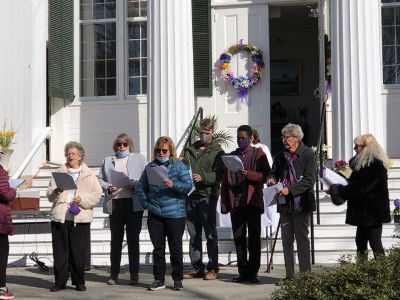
[137,136,192,292]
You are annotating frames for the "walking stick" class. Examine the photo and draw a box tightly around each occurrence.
[266,217,281,273]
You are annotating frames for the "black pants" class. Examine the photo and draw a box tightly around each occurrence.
[51,221,90,286]
[186,195,219,272]
[109,198,143,278]
[0,234,9,287]
[147,213,186,282]
[230,206,261,277]
[356,224,384,257]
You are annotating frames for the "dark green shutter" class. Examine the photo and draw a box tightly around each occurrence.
[192,0,212,97]
[48,0,74,100]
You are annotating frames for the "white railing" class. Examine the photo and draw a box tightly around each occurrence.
[10,127,53,179]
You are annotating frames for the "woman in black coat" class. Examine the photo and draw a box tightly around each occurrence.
[330,133,391,258]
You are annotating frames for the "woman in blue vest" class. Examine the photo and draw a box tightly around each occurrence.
[137,136,192,292]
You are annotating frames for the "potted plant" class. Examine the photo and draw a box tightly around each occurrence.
[393,199,400,223]
[0,120,16,169]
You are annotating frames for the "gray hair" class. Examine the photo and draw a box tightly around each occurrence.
[281,123,304,141]
[64,141,85,162]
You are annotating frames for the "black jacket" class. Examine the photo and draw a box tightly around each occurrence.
[342,158,391,226]
[268,142,317,212]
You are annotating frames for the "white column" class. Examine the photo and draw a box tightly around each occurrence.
[331,0,383,161]
[147,0,195,156]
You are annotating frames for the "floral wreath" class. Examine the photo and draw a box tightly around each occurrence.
[217,40,265,105]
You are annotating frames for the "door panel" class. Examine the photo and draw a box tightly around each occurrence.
[214,5,270,152]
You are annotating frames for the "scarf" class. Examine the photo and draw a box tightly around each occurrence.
[282,152,302,213]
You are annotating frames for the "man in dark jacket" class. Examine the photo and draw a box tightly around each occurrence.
[220,125,269,283]
[182,118,224,280]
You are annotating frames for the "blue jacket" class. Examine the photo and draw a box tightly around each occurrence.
[137,158,193,219]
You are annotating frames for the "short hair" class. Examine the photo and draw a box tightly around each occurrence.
[112,133,134,152]
[199,117,215,131]
[153,136,177,160]
[64,141,85,162]
[252,128,261,144]
[237,125,252,137]
[281,123,304,141]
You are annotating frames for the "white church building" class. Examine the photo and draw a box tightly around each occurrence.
[1,0,399,265]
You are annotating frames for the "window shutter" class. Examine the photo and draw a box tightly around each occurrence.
[48,0,74,100]
[192,0,212,97]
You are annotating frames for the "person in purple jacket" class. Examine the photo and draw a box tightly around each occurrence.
[0,150,16,300]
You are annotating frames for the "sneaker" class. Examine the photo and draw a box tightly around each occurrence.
[173,281,183,291]
[148,280,165,291]
[107,277,118,285]
[203,270,218,280]
[183,270,205,279]
[0,287,14,300]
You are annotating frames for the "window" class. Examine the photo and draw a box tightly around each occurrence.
[79,0,147,98]
[381,0,400,84]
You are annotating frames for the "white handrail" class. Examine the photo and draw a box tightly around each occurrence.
[10,127,53,179]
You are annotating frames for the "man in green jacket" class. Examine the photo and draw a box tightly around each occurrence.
[182,118,224,280]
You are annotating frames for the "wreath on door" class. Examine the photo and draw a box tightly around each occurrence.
[217,40,265,105]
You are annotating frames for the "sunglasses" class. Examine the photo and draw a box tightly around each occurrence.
[116,142,129,147]
[155,149,169,154]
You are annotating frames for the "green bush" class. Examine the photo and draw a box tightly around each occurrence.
[272,247,400,300]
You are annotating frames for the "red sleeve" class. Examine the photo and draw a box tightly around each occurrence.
[0,166,16,203]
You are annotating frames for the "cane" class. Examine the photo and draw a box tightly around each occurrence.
[266,217,281,273]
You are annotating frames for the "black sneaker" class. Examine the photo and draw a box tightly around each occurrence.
[148,280,166,291]
[173,281,183,291]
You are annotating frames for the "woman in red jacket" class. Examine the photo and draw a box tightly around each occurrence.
[0,150,16,300]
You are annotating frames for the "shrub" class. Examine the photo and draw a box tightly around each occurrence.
[272,248,400,300]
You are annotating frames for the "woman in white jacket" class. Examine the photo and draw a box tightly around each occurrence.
[47,141,102,293]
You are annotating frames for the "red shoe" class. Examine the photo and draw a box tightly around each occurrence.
[0,287,15,300]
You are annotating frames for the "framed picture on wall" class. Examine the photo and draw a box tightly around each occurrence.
[270,60,301,96]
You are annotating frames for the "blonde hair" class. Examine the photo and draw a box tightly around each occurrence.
[112,133,134,152]
[352,133,390,171]
[152,136,177,160]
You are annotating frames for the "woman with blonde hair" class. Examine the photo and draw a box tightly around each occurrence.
[137,136,192,291]
[330,133,391,258]
[98,133,147,285]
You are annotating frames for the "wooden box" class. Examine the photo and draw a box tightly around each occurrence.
[11,190,40,211]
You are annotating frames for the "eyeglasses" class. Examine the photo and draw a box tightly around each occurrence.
[116,142,129,147]
[281,135,294,140]
[155,149,169,154]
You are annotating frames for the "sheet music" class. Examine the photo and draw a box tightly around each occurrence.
[8,179,25,189]
[146,165,169,185]
[319,167,348,188]
[221,155,244,172]
[51,172,77,190]
[263,182,284,207]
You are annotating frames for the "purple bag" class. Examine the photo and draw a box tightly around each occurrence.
[69,202,81,215]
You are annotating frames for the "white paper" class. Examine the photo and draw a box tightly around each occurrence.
[51,172,77,190]
[146,165,169,185]
[109,169,130,188]
[221,155,244,172]
[319,167,348,188]
[263,183,284,207]
[8,179,25,189]
[187,168,196,196]
[216,198,232,227]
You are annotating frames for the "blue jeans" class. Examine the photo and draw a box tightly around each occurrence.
[186,195,219,273]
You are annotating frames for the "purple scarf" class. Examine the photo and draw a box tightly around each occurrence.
[282,152,302,213]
